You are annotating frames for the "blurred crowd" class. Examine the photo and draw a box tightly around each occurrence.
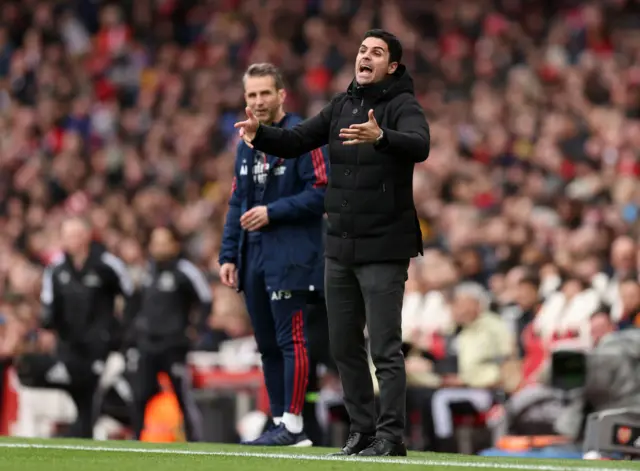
[0,0,639,449]
[402,0,640,394]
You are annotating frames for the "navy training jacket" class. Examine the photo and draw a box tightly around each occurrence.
[219,113,329,293]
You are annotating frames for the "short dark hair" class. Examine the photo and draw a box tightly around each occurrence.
[591,304,612,320]
[243,63,285,90]
[518,271,541,290]
[363,29,402,64]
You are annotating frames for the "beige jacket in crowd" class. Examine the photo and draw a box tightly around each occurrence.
[400,312,520,392]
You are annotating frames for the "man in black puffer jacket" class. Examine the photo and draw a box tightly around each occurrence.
[17,216,133,438]
[234,29,430,457]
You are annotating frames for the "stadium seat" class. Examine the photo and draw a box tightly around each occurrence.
[452,411,492,455]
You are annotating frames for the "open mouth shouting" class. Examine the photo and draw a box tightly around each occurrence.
[357,63,374,80]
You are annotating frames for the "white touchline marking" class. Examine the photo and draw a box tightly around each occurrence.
[0,442,633,471]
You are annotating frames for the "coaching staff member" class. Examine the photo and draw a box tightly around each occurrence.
[130,225,210,442]
[17,216,133,438]
[235,30,429,456]
[221,63,328,446]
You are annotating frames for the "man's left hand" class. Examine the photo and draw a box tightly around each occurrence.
[240,206,269,231]
[339,109,382,145]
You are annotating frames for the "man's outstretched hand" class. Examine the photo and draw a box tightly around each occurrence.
[234,107,259,148]
[339,109,383,145]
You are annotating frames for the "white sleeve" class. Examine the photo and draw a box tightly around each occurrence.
[177,259,212,302]
[101,252,134,296]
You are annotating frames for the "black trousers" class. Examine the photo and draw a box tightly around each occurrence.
[324,257,409,441]
[98,375,135,428]
[130,345,203,442]
[15,350,102,438]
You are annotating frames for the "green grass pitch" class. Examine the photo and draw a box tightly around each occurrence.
[1,438,640,471]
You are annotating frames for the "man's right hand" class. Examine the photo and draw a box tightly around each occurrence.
[234,107,259,148]
[219,263,238,288]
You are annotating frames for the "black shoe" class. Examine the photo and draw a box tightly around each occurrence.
[358,437,407,457]
[330,432,375,456]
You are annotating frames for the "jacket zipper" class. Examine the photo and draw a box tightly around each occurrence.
[261,152,270,195]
